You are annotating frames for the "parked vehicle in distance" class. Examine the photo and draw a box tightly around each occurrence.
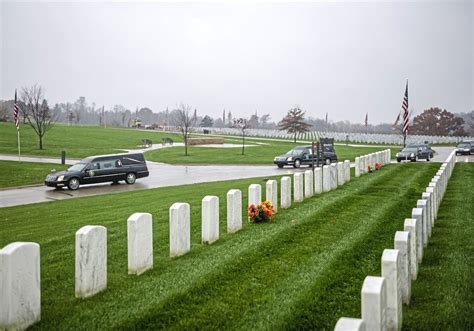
[45,153,149,190]
[396,146,429,162]
[273,145,337,168]
[455,142,472,155]
[405,144,434,161]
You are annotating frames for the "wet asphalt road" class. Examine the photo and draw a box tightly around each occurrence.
[1,146,469,208]
[0,162,306,208]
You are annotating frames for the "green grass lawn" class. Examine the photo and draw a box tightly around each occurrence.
[2,163,464,329]
[0,122,182,158]
[1,122,399,164]
[0,160,68,188]
[145,141,398,164]
[403,163,474,330]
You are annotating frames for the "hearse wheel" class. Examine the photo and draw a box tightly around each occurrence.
[293,159,301,168]
[68,178,80,191]
[277,164,284,169]
[125,172,136,184]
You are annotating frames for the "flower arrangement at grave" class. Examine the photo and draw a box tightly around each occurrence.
[375,162,381,170]
[248,200,275,223]
[368,163,373,173]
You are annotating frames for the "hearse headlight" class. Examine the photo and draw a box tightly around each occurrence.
[57,175,64,181]
[410,153,415,157]
[287,157,293,161]
[396,153,399,157]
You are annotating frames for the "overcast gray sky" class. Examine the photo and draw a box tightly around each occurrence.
[1,1,472,124]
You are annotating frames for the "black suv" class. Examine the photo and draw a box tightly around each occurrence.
[396,145,433,162]
[455,142,472,155]
[45,153,149,190]
[273,145,337,168]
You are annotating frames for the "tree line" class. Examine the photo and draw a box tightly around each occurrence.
[0,85,471,151]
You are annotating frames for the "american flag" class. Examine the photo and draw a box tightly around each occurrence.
[402,81,409,134]
[13,89,20,130]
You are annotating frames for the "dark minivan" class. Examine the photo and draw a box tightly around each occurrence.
[45,153,149,190]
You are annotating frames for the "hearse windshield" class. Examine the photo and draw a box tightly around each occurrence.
[402,147,418,153]
[286,148,306,155]
[68,163,87,172]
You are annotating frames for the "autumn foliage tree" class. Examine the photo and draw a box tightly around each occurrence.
[410,107,466,136]
[278,106,311,142]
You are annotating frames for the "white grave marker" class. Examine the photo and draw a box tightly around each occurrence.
[416,200,428,247]
[361,276,387,331]
[227,189,242,233]
[394,231,411,305]
[314,167,323,194]
[281,176,292,209]
[411,208,424,262]
[403,219,418,280]
[127,213,153,275]
[330,163,338,190]
[304,170,314,198]
[322,165,331,192]
[75,225,107,298]
[202,196,219,244]
[169,203,191,257]
[266,180,278,213]
[421,192,432,237]
[344,160,351,182]
[248,184,262,207]
[0,242,41,330]
[381,249,402,331]
[294,173,304,202]
[337,162,344,186]
[334,317,366,331]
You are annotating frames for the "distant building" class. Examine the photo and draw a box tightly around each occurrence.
[132,118,142,128]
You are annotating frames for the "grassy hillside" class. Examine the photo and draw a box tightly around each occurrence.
[403,163,474,329]
[0,160,67,188]
[0,123,398,164]
[0,122,182,158]
[145,142,398,164]
[2,163,464,329]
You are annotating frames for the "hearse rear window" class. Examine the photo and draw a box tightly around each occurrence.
[122,156,144,165]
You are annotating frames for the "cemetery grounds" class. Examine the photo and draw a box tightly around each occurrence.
[1,161,473,329]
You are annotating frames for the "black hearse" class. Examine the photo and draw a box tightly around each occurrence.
[45,153,149,190]
[273,140,338,168]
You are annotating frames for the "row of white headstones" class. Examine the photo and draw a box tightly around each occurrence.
[334,150,456,331]
[0,150,391,330]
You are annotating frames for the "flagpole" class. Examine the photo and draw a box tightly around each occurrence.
[17,129,21,162]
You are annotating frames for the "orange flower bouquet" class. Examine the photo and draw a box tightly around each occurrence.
[368,163,374,172]
[248,200,275,223]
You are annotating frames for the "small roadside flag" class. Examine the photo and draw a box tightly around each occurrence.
[13,89,21,161]
[13,89,20,130]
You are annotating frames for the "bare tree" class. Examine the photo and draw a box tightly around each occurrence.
[392,108,414,146]
[171,103,196,156]
[20,85,58,150]
[232,118,250,155]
